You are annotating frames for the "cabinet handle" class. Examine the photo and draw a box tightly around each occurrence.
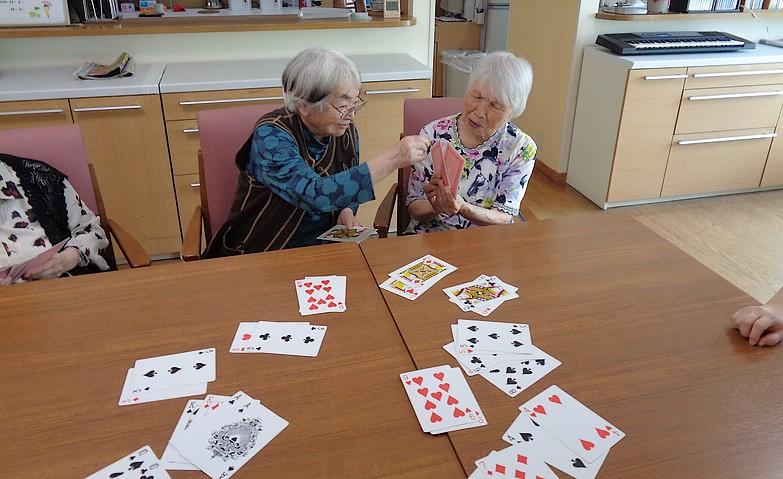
[0,108,64,117]
[183,128,199,133]
[692,69,783,78]
[189,182,201,188]
[687,91,783,101]
[643,74,688,80]
[677,133,777,145]
[73,105,143,112]
[178,96,283,106]
[364,88,421,95]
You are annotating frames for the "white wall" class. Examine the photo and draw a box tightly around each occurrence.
[0,0,435,68]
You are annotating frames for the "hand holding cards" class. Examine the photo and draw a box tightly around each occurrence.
[431,139,465,195]
[230,321,326,357]
[379,254,457,300]
[294,275,346,315]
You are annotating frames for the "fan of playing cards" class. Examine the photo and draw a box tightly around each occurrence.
[443,275,518,316]
[294,275,346,315]
[379,254,457,300]
[118,348,216,406]
[230,321,327,357]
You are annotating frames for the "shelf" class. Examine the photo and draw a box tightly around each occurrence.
[0,14,415,38]
[595,9,783,20]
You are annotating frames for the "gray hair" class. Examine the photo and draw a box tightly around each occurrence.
[467,51,533,118]
[282,48,361,112]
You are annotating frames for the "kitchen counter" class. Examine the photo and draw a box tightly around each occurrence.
[588,43,783,69]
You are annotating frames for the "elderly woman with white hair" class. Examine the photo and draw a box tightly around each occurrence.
[205,48,430,255]
[406,51,537,233]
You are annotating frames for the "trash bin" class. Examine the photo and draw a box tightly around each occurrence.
[440,50,485,97]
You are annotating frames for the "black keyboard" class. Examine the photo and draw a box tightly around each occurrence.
[596,31,755,55]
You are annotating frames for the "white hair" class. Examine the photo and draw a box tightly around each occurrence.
[467,51,533,118]
[282,48,361,112]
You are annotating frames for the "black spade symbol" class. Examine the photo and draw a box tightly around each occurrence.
[144,387,150,391]
[281,335,292,342]
[259,333,270,340]
[536,359,545,365]
[143,370,156,378]
[507,378,517,385]
[522,368,532,375]
[194,362,206,370]
[303,336,314,343]
[512,341,523,347]
[520,433,533,442]
[511,328,522,334]
[470,357,482,364]
[109,473,124,478]
[488,333,499,339]
[572,458,586,468]
[229,466,235,471]
[467,337,478,344]
[521,361,530,365]
[467,326,478,331]
[168,367,181,374]
[506,367,516,374]
[129,460,143,470]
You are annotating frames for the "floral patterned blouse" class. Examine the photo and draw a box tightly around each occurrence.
[405,114,537,233]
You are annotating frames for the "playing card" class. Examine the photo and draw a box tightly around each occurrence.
[478,345,561,397]
[295,276,346,315]
[378,276,424,300]
[230,321,310,353]
[5,238,68,283]
[86,445,170,479]
[456,320,532,355]
[502,413,607,479]
[388,254,457,289]
[442,333,509,377]
[400,365,484,434]
[171,395,288,479]
[480,444,558,479]
[520,385,625,463]
[316,225,375,243]
[429,368,487,434]
[118,368,207,406]
[130,348,216,394]
[431,139,447,184]
[445,275,518,316]
[247,322,327,357]
[441,141,465,196]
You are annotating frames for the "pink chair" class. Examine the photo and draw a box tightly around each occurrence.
[0,124,150,268]
[181,103,282,261]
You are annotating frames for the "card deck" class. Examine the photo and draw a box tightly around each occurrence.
[1,238,68,283]
[456,320,532,355]
[86,445,170,479]
[431,139,464,196]
[316,225,375,243]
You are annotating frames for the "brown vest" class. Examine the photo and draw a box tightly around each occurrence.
[204,108,358,257]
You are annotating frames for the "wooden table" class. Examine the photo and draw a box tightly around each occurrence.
[360,215,783,479]
[0,242,464,478]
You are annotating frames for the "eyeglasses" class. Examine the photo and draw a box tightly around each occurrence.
[329,98,367,119]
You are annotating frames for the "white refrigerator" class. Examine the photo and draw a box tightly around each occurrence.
[0,0,70,25]
[482,1,509,53]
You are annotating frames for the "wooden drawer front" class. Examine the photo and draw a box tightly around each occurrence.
[162,87,284,121]
[168,119,200,175]
[676,85,783,134]
[685,63,783,89]
[174,173,202,234]
[762,134,783,187]
[0,99,72,130]
[662,128,773,197]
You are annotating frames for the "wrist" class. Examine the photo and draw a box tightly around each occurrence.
[67,246,87,268]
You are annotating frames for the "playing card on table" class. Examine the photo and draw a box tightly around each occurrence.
[479,444,558,479]
[316,225,375,243]
[502,413,607,479]
[379,276,424,301]
[230,321,310,353]
[520,385,625,464]
[478,345,561,397]
[130,348,216,394]
[400,365,485,434]
[248,321,327,357]
[389,254,456,290]
[295,276,346,315]
[444,275,518,316]
[443,325,509,376]
[118,368,207,406]
[86,445,170,479]
[456,320,532,355]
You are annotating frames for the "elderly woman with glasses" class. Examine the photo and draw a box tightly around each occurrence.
[205,48,430,255]
[406,51,537,234]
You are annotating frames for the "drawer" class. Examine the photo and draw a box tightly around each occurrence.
[675,85,783,134]
[0,99,72,130]
[661,128,773,197]
[174,173,202,234]
[686,63,783,89]
[167,119,200,175]
[162,88,284,121]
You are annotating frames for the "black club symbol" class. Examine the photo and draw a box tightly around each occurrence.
[303,336,314,344]
[470,357,482,364]
[281,335,292,342]
[258,333,270,340]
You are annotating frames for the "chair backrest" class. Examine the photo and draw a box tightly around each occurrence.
[197,103,282,241]
[397,97,464,231]
[0,124,99,213]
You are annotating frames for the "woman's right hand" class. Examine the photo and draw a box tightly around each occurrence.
[396,135,431,168]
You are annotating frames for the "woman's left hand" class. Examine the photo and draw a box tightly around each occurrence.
[426,174,463,216]
[337,208,362,228]
[23,247,80,281]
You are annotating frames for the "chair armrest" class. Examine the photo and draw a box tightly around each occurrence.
[373,183,398,239]
[106,219,151,268]
[181,206,203,262]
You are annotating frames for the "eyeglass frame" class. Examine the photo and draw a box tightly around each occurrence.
[328,97,367,119]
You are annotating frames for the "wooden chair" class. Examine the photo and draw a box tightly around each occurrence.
[0,124,150,269]
[181,103,282,261]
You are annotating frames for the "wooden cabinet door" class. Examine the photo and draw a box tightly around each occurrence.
[353,79,431,228]
[0,99,72,130]
[763,131,783,188]
[167,119,200,175]
[70,95,181,256]
[607,68,686,203]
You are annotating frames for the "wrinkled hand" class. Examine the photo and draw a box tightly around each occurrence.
[23,247,80,281]
[336,208,362,228]
[732,304,783,346]
[397,135,432,168]
[425,174,464,216]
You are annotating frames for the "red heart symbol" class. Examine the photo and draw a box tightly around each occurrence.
[548,395,561,404]
[412,376,423,385]
[305,289,314,295]
[328,302,337,307]
[424,400,436,410]
[322,279,330,285]
[308,297,316,303]
[325,294,335,300]
[530,412,536,417]
[309,304,318,310]
[433,372,445,381]
[447,395,458,405]
[581,439,595,451]
[314,284,322,290]
[533,405,546,415]
[303,282,312,287]
[405,380,411,385]
[431,391,442,401]
[417,388,428,397]
[596,428,610,439]
[430,412,442,423]
[439,383,450,392]
[606,425,613,430]
[453,408,465,418]
[318,299,326,305]
[324,286,332,292]
[242,334,251,340]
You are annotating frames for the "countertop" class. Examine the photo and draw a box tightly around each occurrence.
[159,54,431,93]
[588,44,783,69]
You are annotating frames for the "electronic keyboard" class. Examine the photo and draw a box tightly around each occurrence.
[596,31,755,55]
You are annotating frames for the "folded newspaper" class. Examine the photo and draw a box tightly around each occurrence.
[74,52,135,80]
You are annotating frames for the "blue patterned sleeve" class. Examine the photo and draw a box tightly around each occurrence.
[494,133,537,216]
[243,124,374,214]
